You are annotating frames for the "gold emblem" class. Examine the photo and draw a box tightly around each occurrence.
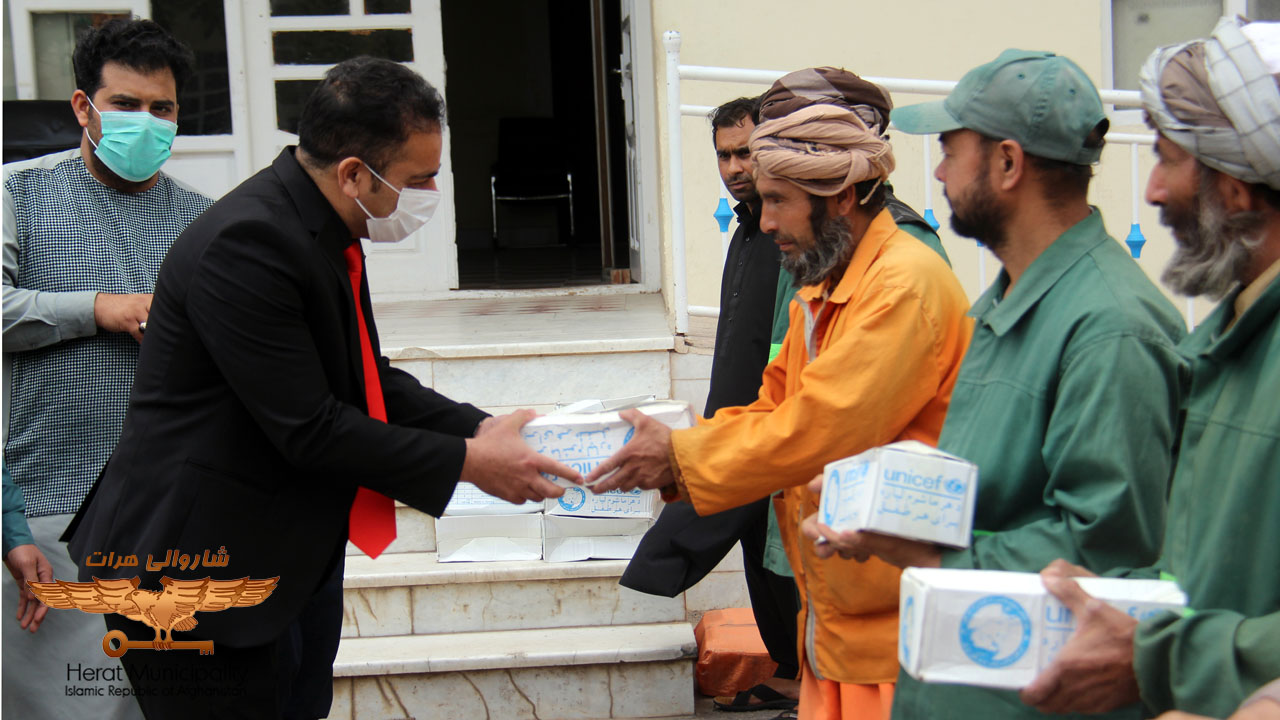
[29,576,278,657]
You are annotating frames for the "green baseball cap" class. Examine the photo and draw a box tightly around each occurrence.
[892,49,1108,165]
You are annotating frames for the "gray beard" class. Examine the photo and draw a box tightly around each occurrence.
[781,215,855,287]
[1160,174,1263,300]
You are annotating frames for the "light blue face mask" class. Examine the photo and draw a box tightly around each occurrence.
[86,98,178,182]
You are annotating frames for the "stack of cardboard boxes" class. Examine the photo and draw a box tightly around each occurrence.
[436,399,693,563]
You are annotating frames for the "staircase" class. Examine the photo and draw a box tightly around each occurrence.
[325,292,746,720]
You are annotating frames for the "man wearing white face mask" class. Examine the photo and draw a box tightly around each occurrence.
[2,18,209,720]
[62,56,580,719]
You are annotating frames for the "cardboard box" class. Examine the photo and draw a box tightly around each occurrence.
[898,567,1187,689]
[522,400,693,518]
[819,440,978,548]
[443,481,542,516]
[436,514,543,562]
[542,515,652,562]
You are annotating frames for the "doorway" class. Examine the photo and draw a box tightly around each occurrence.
[441,0,631,289]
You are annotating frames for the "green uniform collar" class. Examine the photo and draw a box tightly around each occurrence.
[969,209,1109,336]
[1188,269,1280,362]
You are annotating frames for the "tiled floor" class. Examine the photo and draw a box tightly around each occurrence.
[458,244,606,289]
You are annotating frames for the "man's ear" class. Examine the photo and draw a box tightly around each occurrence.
[336,157,366,200]
[832,185,858,216]
[71,90,91,129]
[1215,171,1259,214]
[993,139,1025,191]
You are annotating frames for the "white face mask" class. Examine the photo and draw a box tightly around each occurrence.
[354,162,442,243]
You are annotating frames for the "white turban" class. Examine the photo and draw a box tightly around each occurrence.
[1141,16,1280,189]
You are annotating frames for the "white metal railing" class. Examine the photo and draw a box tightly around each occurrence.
[662,32,1195,331]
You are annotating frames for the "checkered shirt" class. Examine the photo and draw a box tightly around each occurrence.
[3,150,212,517]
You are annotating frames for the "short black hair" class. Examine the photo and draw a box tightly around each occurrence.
[710,95,762,144]
[297,56,445,173]
[978,129,1102,207]
[73,18,194,98]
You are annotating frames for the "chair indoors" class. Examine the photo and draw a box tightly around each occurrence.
[489,116,575,248]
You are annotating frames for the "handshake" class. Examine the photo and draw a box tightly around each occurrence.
[458,402,691,507]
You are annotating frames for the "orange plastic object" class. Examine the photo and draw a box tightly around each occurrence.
[693,607,779,697]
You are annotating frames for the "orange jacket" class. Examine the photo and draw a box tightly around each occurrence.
[671,210,972,683]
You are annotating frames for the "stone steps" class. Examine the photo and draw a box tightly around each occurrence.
[341,552,686,638]
[327,623,697,719]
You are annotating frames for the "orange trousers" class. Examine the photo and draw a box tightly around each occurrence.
[798,665,894,720]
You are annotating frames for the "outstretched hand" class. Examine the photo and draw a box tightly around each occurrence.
[798,474,942,568]
[1020,561,1140,714]
[462,409,579,504]
[583,409,674,494]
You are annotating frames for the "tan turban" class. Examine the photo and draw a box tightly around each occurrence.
[1141,16,1280,189]
[749,104,895,197]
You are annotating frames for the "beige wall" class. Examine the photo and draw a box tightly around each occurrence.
[649,0,1214,325]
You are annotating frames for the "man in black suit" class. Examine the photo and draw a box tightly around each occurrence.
[65,56,577,719]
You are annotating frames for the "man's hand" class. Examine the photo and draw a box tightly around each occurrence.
[94,293,152,342]
[583,409,673,493]
[798,474,942,568]
[1020,564,1140,714]
[4,544,52,633]
[461,409,579,504]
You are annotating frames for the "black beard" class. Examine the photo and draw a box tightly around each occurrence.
[947,175,1009,252]
[779,205,855,287]
[1160,173,1262,300]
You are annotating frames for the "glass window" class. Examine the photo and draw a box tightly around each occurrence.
[275,79,320,133]
[270,0,349,16]
[1249,0,1280,19]
[32,13,128,100]
[1111,0,1220,89]
[365,0,411,13]
[273,29,413,65]
[153,0,233,135]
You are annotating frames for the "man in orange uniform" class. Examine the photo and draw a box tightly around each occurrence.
[588,79,972,720]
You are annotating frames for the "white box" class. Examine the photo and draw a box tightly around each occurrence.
[435,514,543,562]
[819,440,978,548]
[522,400,693,518]
[444,481,542,516]
[542,515,652,562]
[898,567,1187,689]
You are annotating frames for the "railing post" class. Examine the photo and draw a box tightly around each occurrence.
[921,135,940,230]
[664,30,689,334]
[1125,143,1147,258]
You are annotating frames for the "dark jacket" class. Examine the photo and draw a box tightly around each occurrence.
[66,148,486,646]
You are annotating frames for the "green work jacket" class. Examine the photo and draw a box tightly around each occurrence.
[1133,270,1280,718]
[892,210,1187,720]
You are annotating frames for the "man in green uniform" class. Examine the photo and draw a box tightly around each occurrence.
[801,50,1187,720]
[1020,17,1280,719]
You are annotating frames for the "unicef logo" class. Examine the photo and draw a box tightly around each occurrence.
[820,469,841,522]
[945,478,966,495]
[959,595,1031,668]
[623,427,636,444]
[558,486,587,512]
[900,596,914,665]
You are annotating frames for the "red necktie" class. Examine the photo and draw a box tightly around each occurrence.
[343,242,396,558]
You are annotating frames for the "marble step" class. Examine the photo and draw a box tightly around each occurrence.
[341,551,687,639]
[326,622,697,720]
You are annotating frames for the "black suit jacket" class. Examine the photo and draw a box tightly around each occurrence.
[66,148,487,646]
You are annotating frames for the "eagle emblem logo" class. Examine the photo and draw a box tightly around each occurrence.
[28,576,278,657]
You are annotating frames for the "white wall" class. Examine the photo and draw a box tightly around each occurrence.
[648,0,1214,324]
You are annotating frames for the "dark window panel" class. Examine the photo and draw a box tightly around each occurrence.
[272,29,413,65]
[270,0,349,16]
[365,0,411,14]
[275,79,321,133]
[152,0,233,135]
